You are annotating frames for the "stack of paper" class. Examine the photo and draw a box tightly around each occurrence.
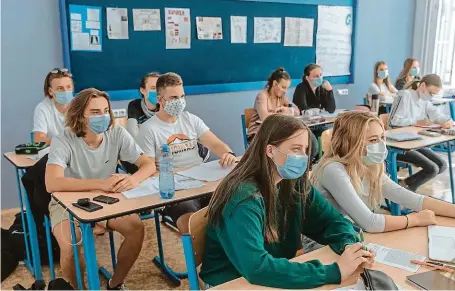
[366,243,425,272]
[177,160,235,182]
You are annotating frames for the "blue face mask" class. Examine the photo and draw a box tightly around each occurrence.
[273,147,309,180]
[147,90,157,105]
[88,114,110,134]
[409,67,420,77]
[55,91,73,105]
[311,77,323,88]
[377,70,389,80]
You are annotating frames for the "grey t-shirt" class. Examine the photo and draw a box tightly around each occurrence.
[48,126,143,179]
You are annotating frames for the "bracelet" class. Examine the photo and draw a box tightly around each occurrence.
[405,215,409,229]
[228,152,236,157]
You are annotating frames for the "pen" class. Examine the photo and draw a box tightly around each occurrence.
[410,260,455,274]
[426,260,455,271]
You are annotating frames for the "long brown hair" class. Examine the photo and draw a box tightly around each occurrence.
[265,67,290,94]
[207,114,312,243]
[407,74,442,91]
[312,111,385,209]
[374,61,396,93]
[396,58,417,84]
[66,88,115,137]
[139,72,160,98]
[43,68,73,98]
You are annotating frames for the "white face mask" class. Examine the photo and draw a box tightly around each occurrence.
[362,141,388,165]
[163,97,186,117]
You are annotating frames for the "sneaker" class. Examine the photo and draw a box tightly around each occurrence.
[107,280,128,290]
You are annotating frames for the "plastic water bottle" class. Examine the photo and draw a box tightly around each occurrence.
[287,103,294,116]
[159,144,175,199]
[371,94,380,114]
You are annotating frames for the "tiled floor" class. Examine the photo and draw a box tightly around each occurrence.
[1,152,453,290]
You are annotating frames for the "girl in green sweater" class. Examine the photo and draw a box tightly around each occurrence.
[200,114,374,289]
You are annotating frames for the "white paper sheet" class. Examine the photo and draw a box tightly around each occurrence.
[72,32,90,50]
[133,9,161,31]
[165,8,191,49]
[254,17,281,43]
[107,7,129,39]
[71,20,82,32]
[71,13,81,20]
[196,17,223,40]
[87,8,100,22]
[177,160,236,182]
[86,21,100,30]
[284,17,314,47]
[230,16,247,43]
[122,176,204,199]
[366,243,426,272]
[316,5,353,76]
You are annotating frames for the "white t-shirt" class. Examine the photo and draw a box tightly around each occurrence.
[137,111,209,168]
[367,83,397,102]
[32,98,65,139]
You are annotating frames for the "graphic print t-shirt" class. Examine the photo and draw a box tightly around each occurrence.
[137,111,210,169]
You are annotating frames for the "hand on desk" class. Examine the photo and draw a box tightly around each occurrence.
[219,153,238,167]
[338,243,375,281]
[440,119,454,129]
[408,210,437,227]
[101,174,139,193]
[416,120,434,126]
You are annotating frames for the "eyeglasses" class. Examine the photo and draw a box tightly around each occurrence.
[50,68,70,74]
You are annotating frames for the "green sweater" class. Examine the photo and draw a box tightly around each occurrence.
[199,184,359,289]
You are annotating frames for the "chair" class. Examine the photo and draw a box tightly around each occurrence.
[364,93,370,106]
[320,128,333,155]
[114,117,128,128]
[379,113,390,130]
[182,207,208,290]
[241,108,256,150]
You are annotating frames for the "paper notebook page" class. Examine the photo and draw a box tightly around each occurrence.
[147,175,205,191]
[178,160,234,182]
[366,243,425,272]
[122,178,158,199]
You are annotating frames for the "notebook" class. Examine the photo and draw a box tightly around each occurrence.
[428,225,455,263]
[406,271,455,290]
[386,132,422,142]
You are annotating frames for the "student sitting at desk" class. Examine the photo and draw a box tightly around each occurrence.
[389,74,452,192]
[367,61,397,104]
[33,68,74,144]
[200,114,374,289]
[312,111,455,233]
[46,88,155,290]
[395,58,421,90]
[293,63,335,114]
[137,72,237,234]
[247,67,300,143]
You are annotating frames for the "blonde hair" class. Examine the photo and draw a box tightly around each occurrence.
[374,61,396,93]
[396,58,417,84]
[312,111,385,209]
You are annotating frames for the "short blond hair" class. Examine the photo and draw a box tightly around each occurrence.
[156,73,183,95]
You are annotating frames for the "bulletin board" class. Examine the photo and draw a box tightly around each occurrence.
[61,0,358,100]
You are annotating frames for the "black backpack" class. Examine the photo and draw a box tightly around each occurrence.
[1,228,19,281]
[12,279,73,290]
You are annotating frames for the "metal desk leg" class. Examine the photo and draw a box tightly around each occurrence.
[69,215,83,290]
[387,149,402,215]
[449,101,455,121]
[17,169,42,279]
[44,216,55,280]
[447,141,455,203]
[152,213,187,286]
[79,221,100,290]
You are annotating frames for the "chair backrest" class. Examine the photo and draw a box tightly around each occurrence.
[379,113,390,129]
[321,128,333,154]
[114,117,128,128]
[243,108,255,129]
[189,207,209,266]
[365,93,370,106]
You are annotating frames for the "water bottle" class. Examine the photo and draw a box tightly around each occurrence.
[371,94,379,114]
[287,103,294,116]
[159,144,175,199]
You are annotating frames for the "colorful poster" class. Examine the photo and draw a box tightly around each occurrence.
[196,17,223,40]
[165,8,191,49]
[69,5,102,52]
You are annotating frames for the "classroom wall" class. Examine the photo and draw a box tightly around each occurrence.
[0,0,415,209]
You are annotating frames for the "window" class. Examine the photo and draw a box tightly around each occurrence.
[413,0,455,91]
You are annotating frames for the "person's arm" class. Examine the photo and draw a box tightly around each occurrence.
[33,106,51,144]
[292,83,308,112]
[126,118,139,140]
[215,196,342,289]
[302,186,359,252]
[389,93,415,127]
[33,132,51,144]
[254,91,274,121]
[425,102,452,125]
[421,196,455,218]
[320,87,336,113]
[367,83,380,97]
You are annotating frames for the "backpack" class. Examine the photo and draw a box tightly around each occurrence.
[12,279,73,290]
[1,229,19,281]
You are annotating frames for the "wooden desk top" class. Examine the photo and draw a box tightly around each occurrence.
[386,126,455,150]
[3,152,38,169]
[211,217,455,290]
[381,97,455,106]
[52,179,220,223]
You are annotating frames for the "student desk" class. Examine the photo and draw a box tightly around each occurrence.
[3,152,42,279]
[211,216,455,290]
[51,179,222,290]
[380,97,455,120]
[385,127,455,215]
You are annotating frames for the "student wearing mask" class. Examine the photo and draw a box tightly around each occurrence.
[293,64,335,113]
[367,61,397,104]
[200,114,374,289]
[312,111,455,233]
[395,58,421,90]
[247,67,300,143]
[46,88,155,290]
[33,68,74,144]
[389,74,452,191]
[137,72,237,233]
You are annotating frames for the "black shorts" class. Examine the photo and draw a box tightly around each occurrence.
[163,196,211,224]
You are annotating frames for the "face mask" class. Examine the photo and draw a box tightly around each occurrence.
[273,147,308,180]
[88,114,110,134]
[362,141,388,166]
[377,70,388,80]
[409,67,420,77]
[54,91,73,105]
[419,90,433,101]
[311,77,323,87]
[164,98,186,117]
[147,90,157,105]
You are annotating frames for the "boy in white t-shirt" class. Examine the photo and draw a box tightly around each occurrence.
[137,72,237,233]
[33,68,75,144]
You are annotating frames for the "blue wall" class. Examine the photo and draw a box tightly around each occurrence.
[1,0,415,208]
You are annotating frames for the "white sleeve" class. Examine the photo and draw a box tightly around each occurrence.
[137,123,156,158]
[381,175,424,211]
[189,113,209,138]
[367,83,380,97]
[389,92,415,127]
[320,163,386,232]
[425,102,452,123]
[126,118,139,140]
[47,136,69,169]
[117,127,143,164]
[32,104,48,134]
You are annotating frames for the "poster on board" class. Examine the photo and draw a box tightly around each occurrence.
[165,8,191,49]
[69,5,102,52]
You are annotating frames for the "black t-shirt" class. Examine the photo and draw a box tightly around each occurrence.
[127,99,159,125]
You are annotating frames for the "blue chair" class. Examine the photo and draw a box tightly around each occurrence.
[182,207,208,290]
